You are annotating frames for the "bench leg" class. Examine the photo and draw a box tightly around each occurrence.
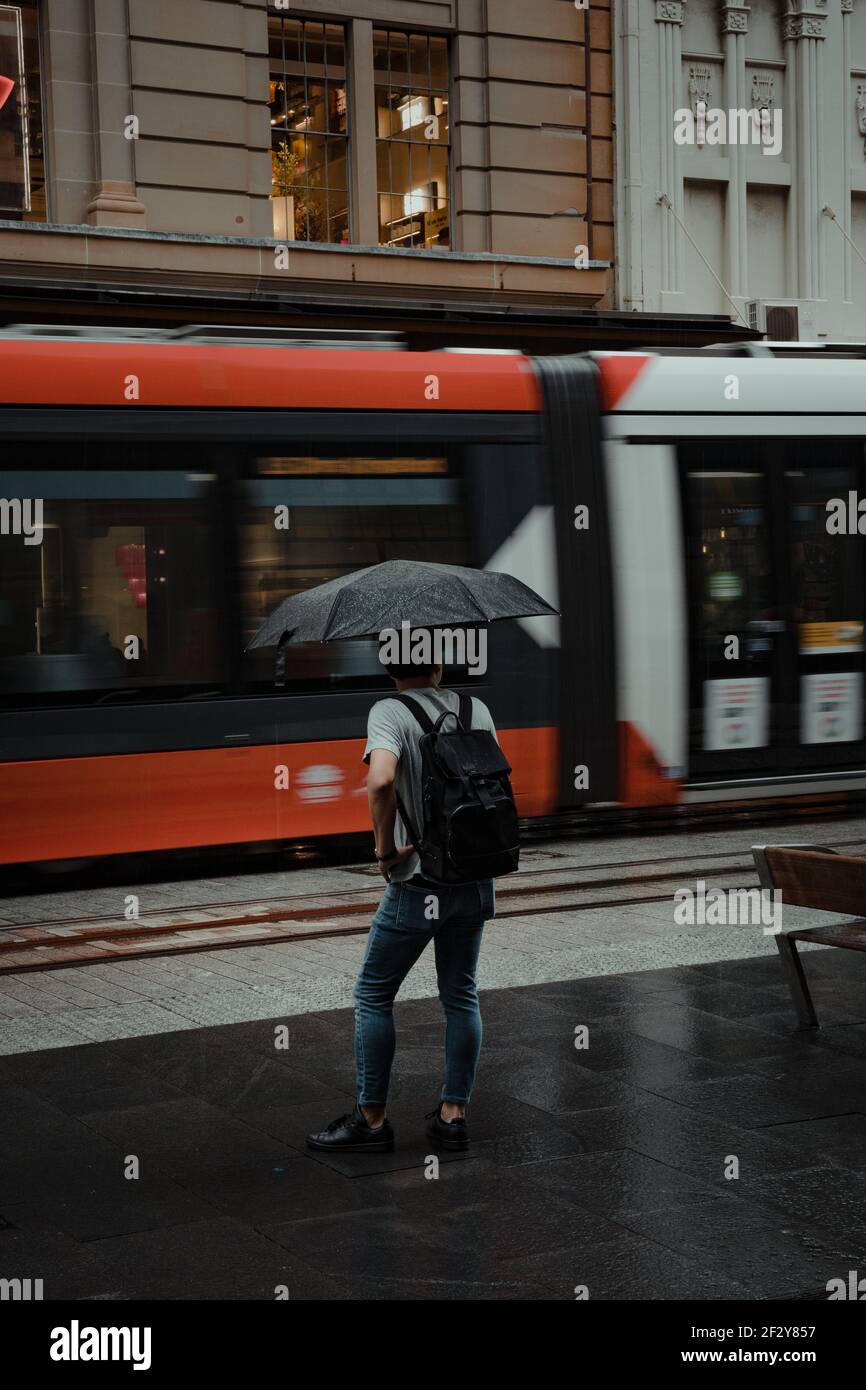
[775,933,819,1029]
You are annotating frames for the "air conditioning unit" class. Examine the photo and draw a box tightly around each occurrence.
[746,299,819,341]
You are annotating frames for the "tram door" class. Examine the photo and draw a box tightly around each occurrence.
[680,437,866,781]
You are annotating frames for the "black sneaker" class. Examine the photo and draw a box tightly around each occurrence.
[425,1102,469,1151]
[307,1104,394,1153]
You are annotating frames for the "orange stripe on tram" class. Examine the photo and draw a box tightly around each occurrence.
[0,727,559,864]
[0,342,543,412]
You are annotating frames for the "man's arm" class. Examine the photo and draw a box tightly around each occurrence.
[367,747,398,857]
[367,748,415,882]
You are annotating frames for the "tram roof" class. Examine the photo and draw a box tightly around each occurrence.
[1,325,865,418]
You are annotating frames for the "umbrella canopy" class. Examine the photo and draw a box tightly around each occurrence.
[248,558,559,650]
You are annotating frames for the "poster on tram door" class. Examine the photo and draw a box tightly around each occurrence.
[703,677,770,751]
[801,671,864,744]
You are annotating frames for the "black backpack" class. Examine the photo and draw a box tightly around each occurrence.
[390,692,520,883]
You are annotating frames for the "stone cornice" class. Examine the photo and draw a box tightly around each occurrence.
[783,1,829,37]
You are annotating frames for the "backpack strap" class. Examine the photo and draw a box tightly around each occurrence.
[392,691,474,733]
[389,693,435,733]
[385,695,430,848]
[385,692,473,848]
[394,788,421,849]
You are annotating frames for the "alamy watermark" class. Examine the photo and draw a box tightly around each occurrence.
[674,880,782,935]
[827,1269,866,1299]
[674,104,782,157]
[50,1321,152,1371]
[378,621,487,676]
[0,497,43,545]
[0,1276,43,1300]
[826,492,866,534]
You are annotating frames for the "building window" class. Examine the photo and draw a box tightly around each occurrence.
[268,15,349,244]
[0,1,46,221]
[374,29,449,249]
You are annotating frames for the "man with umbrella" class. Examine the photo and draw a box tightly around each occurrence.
[309,642,499,1154]
[248,559,557,1154]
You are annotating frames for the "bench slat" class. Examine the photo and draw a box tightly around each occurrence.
[764,848,866,918]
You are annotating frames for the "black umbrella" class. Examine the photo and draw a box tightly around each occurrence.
[247,559,559,683]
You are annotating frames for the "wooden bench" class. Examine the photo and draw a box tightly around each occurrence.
[752,844,866,1029]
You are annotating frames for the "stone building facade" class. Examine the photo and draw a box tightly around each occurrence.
[0,0,634,346]
[615,0,866,339]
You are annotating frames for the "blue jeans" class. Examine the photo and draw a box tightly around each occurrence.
[353,877,495,1107]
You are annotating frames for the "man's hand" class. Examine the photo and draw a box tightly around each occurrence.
[377,844,416,882]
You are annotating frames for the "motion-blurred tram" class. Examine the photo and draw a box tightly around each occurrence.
[2,325,866,866]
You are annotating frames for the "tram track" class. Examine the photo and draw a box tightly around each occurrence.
[1,834,863,976]
[8,833,866,934]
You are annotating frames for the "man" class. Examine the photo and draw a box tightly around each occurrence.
[307,655,497,1154]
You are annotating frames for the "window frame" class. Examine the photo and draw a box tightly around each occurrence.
[0,0,47,222]
[267,11,352,246]
[371,24,452,251]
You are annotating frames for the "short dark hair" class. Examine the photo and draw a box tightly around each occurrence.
[383,661,437,680]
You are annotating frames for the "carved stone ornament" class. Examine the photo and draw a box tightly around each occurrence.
[689,64,713,117]
[783,13,828,36]
[750,72,776,112]
[721,4,750,33]
[857,81,866,156]
[655,0,686,22]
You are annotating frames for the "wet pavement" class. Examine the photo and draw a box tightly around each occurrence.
[3,814,865,1052]
[2,945,866,1300]
[4,816,866,1300]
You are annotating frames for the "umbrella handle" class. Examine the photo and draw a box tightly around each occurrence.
[275,632,289,689]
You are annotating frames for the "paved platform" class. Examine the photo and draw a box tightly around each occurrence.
[2,948,866,1300]
[1,815,864,1051]
[3,816,866,1300]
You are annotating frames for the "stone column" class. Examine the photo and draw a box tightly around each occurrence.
[841,0,855,302]
[656,0,687,302]
[720,2,750,302]
[84,0,147,227]
[783,1,828,300]
[347,20,379,248]
[617,0,644,308]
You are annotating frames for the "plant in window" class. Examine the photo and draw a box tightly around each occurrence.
[271,138,328,243]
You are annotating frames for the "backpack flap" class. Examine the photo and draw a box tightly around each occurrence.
[431,728,512,780]
[427,727,520,880]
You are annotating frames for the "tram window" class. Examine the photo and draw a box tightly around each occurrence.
[788,464,864,654]
[686,468,774,672]
[0,470,225,704]
[240,455,471,689]
[681,457,775,754]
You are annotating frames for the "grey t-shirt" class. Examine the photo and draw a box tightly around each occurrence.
[363,686,499,882]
